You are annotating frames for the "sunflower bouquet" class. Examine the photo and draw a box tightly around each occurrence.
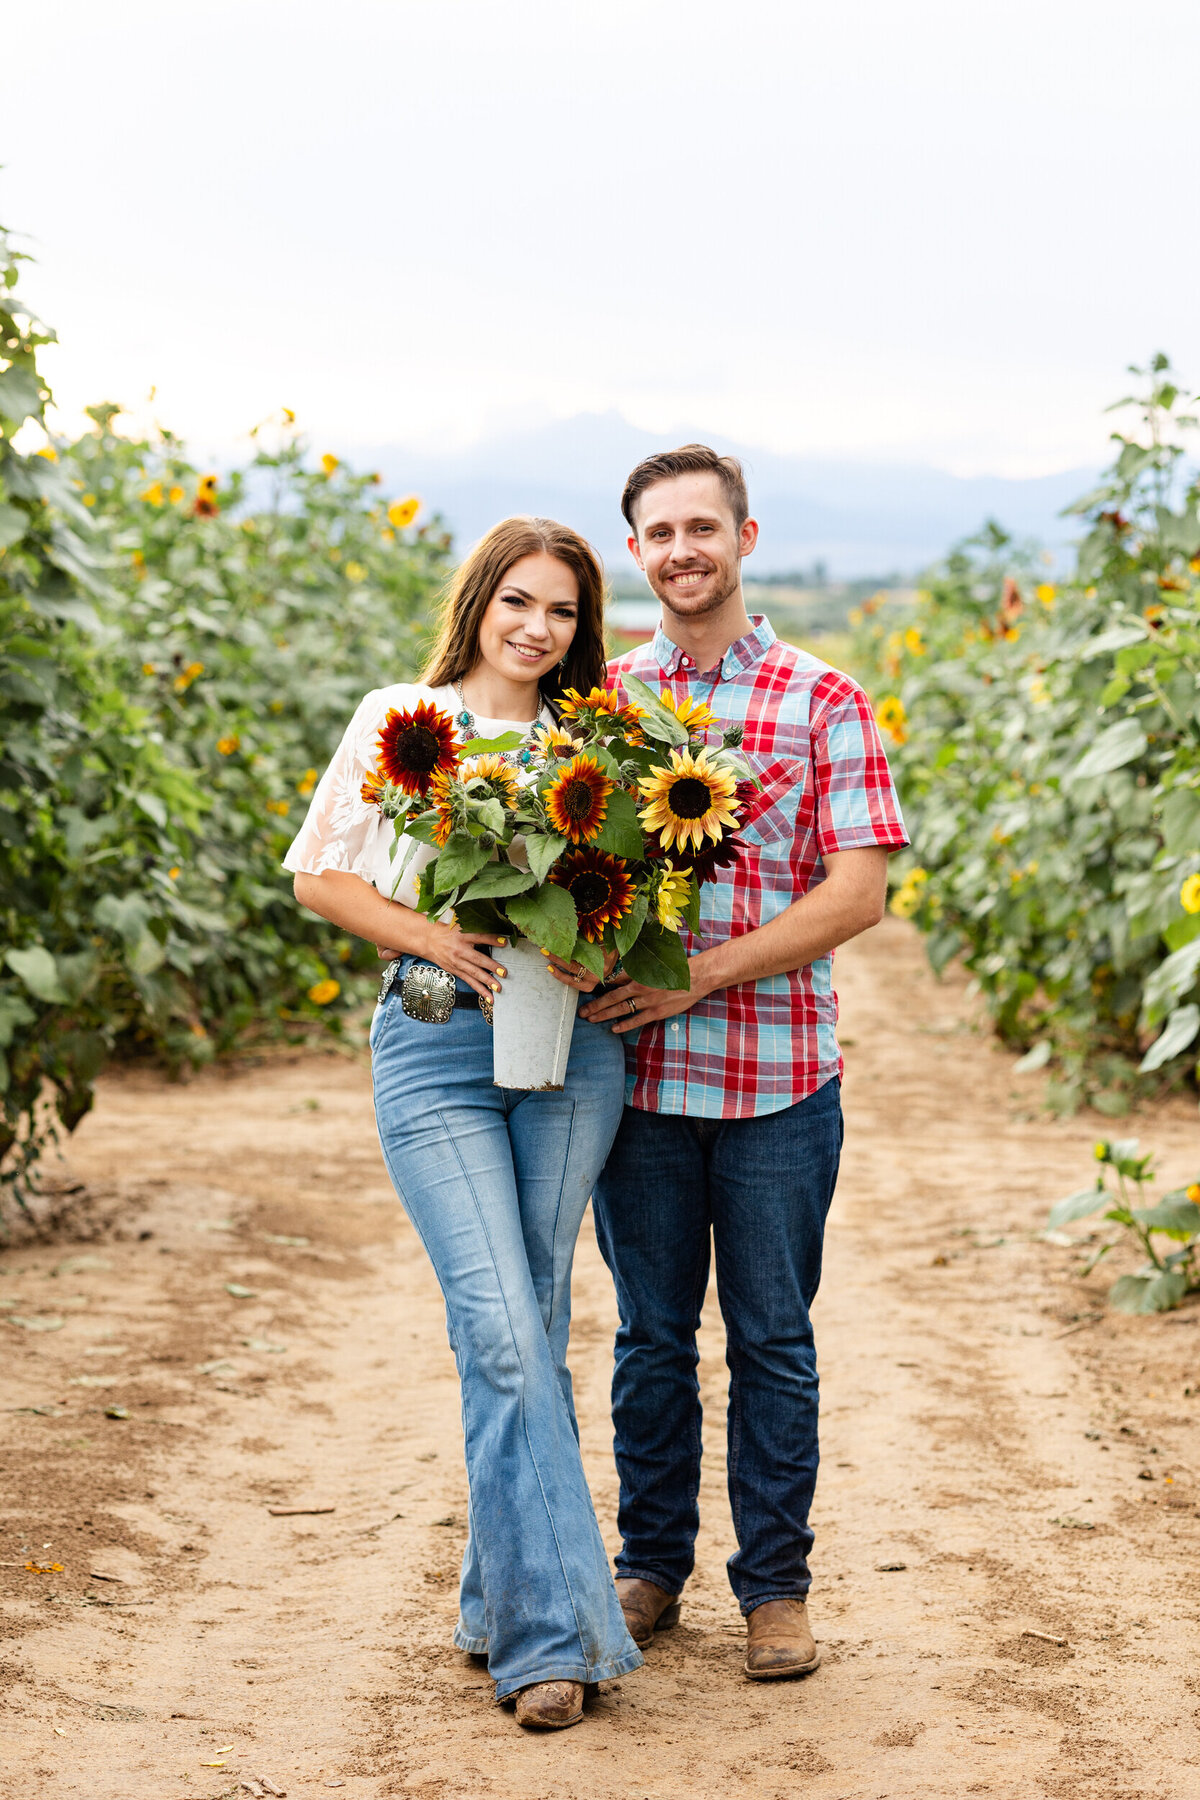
[361,678,754,990]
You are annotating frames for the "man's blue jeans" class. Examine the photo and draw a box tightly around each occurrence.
[371,962,641,1699]
[592,1076,843,1613]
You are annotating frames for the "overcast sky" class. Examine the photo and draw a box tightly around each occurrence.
[6,0,1197,475]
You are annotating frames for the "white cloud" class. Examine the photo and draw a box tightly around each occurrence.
[8,0,1197,471]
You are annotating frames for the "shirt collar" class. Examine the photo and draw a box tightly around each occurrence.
[651,613,777,681]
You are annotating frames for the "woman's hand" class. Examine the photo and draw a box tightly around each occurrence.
[546,946,618,992]
[421,918,509,1001]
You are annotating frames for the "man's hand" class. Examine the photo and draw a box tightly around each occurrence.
[579,966,713,1034]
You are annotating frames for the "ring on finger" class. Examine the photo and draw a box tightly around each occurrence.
[626,997,638,1016]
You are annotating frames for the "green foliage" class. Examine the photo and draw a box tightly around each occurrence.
[1047,1139,1200,1313]
[854,357,1200,1110]
[0,224,450,1206]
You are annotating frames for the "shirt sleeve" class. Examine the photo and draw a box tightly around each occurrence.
[811,679,909,856]
[282,689,385,880]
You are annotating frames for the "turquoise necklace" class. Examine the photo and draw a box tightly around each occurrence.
[453,680,546,769]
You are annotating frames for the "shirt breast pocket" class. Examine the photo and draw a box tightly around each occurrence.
[740,756,807,848]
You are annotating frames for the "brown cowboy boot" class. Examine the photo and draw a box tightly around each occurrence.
[513,1679,585,1729]
[616,1577,681,1648]
[743,1598,821,1680]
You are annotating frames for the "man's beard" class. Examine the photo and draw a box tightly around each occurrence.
[648,557,740,618]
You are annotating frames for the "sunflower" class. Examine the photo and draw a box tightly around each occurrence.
[531,722,581,759]
[427,766,461,847]
[375,700,460,797]
[360,769,386,807]
[685,830,743,886]
[461,753,519,810]
[658,687,718,734]
[655,866,693,931]
[875,695,908,745]
[557,685,645,734]
[544,753,613,844]
[192,473,219,517]
[638,747,741,854]
[549,848,636,941]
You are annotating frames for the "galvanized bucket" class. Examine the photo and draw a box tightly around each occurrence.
[491,934,578,1090]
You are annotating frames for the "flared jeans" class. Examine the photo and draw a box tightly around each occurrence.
[370,963,641,1699]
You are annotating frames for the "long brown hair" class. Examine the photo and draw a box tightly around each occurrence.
[422,516,607,702]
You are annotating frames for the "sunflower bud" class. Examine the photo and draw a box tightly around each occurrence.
[722,723,744,748]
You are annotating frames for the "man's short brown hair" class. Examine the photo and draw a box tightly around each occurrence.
[621,443,749,536]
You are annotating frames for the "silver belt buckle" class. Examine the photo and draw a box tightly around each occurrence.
[400,961,457,1024]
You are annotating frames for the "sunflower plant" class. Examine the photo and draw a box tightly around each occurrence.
[362,677,754,989]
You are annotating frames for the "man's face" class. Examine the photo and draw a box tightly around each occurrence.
[629,472,757,619]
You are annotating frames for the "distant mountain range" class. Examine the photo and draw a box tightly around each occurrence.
[352,411,1097,578]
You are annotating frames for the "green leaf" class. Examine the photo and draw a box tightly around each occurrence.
[134,791,168,829]
[620,918,691,991]
[0,501,27,550]
[1047,1185,1109,1229]
[1131,1199,1200,1237]
[453,897,507,936]
[0,362,46,425]
[459,731,523,754]
[570,936,606,979]
[1110,1269,1188,1313]
[470,797,508,836]
[507,882,578,958]
[524,832,568,883]
[1013,1039,1052,1073]
[459,861,537,901]
[5,945,70,1005]
[1138,1002,1200,1073]
[0,990,36,1047]
[620,674,690,746]
[430,835,492,893]
[1142,936,1200,1024]
[1070,718,1147,780]
[591,786,644,858]
[614,889,649,956]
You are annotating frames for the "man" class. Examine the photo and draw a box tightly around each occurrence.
[580,445,908,1680]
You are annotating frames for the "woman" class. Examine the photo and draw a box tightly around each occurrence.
[284,517,640,1729]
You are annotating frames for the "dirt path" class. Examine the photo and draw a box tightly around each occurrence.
[3,918,1199,1800]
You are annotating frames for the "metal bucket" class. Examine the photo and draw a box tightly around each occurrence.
[491,935,578,1090]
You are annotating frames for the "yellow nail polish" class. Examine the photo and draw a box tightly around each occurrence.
[491,981,500,993]
[496,967,506,978]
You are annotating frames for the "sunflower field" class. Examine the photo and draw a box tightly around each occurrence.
[1,224,449,1203]
[853,358,1200,1113]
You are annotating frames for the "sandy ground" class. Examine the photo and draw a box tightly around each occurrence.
[2,917,1199,1800]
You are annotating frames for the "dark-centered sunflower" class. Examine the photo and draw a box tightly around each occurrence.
[638,747,741,854]
[548,848,636,941]
[375,701,460,797]
[544,753,613,844]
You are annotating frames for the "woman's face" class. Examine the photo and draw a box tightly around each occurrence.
[474,552,580,687]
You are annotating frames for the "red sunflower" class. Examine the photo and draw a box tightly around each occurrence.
[549,848,636,942]
[427,766,459,847]
[544,753,612,844]
[375,700,460,798]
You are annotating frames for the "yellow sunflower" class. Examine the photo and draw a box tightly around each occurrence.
[659,687,718,734]
[557,685,645,734]
[531,722,581,758]
[548,848,636,941]
[875,695,908,745]
[638,747,740,854]
[655,866,693,931]
[544,754,613,844]
[461,753,519,810]
[428,766,461,847]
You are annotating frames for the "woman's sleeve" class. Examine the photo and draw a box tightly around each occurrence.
[282,690,384,880]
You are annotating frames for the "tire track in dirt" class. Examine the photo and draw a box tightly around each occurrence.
[2,917,1198,1798]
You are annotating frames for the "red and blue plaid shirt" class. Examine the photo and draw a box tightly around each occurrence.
[609,616,908,1118]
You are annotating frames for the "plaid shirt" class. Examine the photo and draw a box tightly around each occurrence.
[609,616,908,1118]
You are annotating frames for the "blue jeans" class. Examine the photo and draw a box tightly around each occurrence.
[592,1077,843,1613]
[370,961,641,1699]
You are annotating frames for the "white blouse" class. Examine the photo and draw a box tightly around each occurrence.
[282,681,552,905]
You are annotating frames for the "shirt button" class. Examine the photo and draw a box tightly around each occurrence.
[681,658,692,668]
[670,1022,679,1032]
